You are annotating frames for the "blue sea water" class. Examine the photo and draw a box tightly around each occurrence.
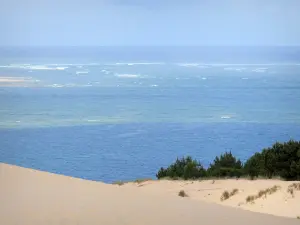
[0,47,300,182]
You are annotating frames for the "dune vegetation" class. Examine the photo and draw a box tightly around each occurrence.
[156,140,300,181]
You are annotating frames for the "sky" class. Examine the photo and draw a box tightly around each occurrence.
[0,0,300,46]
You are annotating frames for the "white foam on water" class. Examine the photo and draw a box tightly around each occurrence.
[87,119,99,122]
[221,116,231,119]
[48,84,64,88]
[224,67,246,72]
[115,73,140,78]
[177,63,199,67]
[4,64,69,71]
[76,71,89,75]
[56,67,68,70]
[65,83,76,87]
[150,84,158,87]
[252,68,267,73]
[242,77,249,80]
[110,62,164,66]
[202,77,207,80]
[101,70,111,74]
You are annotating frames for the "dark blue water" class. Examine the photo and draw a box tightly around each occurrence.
[0,47,300,183]
[1,123,299,182]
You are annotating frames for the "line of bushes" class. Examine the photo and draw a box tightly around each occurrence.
[156,140,300,181]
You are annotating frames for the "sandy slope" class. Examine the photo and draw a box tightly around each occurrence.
[124,179,300,218]
[0,163,299,225]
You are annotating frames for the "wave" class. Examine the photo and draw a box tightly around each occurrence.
[101,69,111,74]
[221,116,231,119]
[109,62,164,66]
[0,64,69,71]
[76,71,89,75]
[46,84,65,88]
[252,68,268,73]
[115,73,140,78]
[223,67,246,72]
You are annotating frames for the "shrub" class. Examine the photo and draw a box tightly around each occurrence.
[243,140,300,180]
[246,185,280,203]
[231,188,239,196]
[156,156,206,180]
[221,191,230,201]
[221,189,239,201]
[207,152,243,178]
[244,152,263,179]
[112,181,125,186]
[156,140,300,181]
[287,183,300,197]
[134,178,153,184]
[178,190,188,197]
[246,195,255,203]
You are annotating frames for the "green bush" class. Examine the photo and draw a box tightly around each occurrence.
[207,152,243,178]
[156,156,206,180]
[244,140,300,180]
[156,140,300,181]
[244,152,263,179]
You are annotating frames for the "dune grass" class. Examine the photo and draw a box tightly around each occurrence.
[134,178,153,184]
[178,190,188,197]
[220,188,239,201]
[287,183,300,197]
[246,185,280,203]
[112,181,126,186]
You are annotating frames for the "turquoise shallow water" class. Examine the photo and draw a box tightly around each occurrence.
[0,47,300,182]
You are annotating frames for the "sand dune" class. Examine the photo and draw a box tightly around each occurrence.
[0,163,299,225]
[124,179,300,218]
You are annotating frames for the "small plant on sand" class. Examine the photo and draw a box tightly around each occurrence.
[221,189,239,201]
[178,190,188,197]
[231,188,239,196]
[297,216,300,219]
[112,181,125,186]
[221,191,230,201]
[287,183,300,197]
[288,188,294,197]
[246,185,280,203]
[134,178,153,184]
[246,195,256,203]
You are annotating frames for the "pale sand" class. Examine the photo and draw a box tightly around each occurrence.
[124,179,300,218]
[0,163,299,225]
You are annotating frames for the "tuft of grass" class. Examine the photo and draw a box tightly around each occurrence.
[112,181,125,186]
[134,178,153,184]
[287,183,300,197]
[297,216,300,219]
[221,191,230,201]
[221,188,239,201]
[231,188,239,196]
[246,195,256,203]
[178,190,188,197]
[246,185,280,203]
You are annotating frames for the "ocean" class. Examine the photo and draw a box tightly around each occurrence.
[1,46,300,182]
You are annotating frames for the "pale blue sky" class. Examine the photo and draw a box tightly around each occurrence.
[1,0,300,46]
